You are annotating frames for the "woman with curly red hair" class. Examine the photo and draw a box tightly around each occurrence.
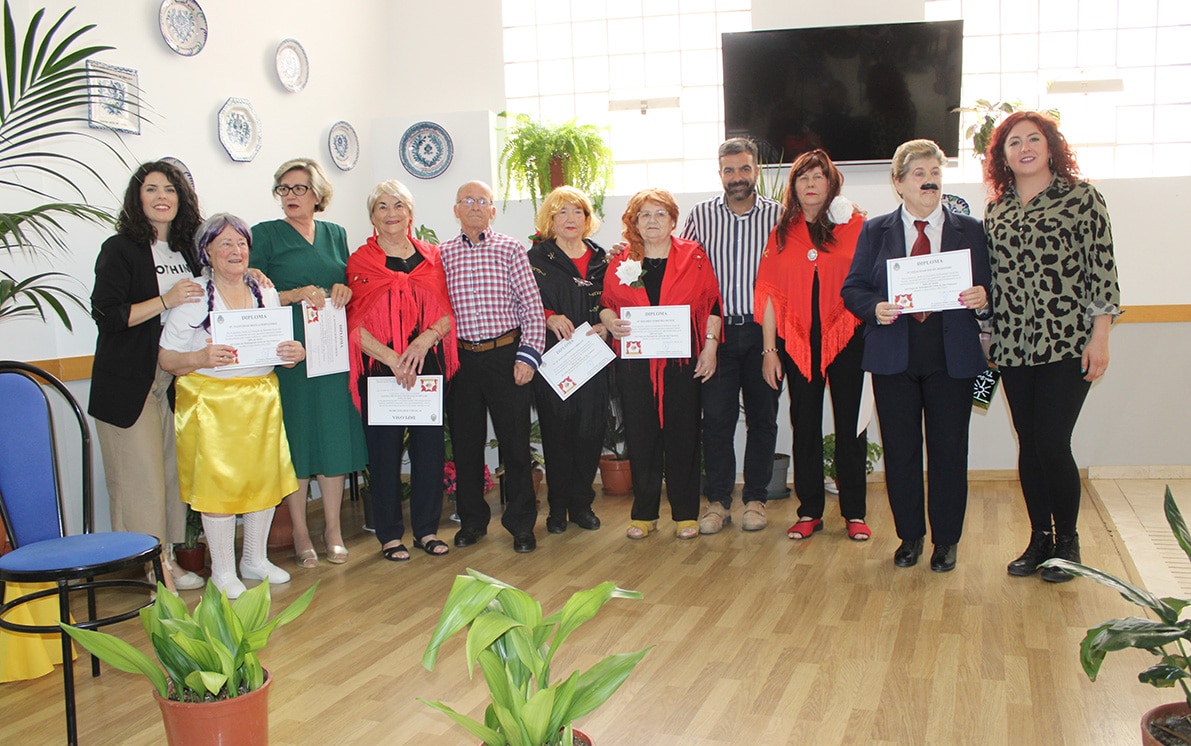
[599,189,722,540]
[982,111,1120,583]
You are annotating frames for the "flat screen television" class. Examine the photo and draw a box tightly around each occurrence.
[722,20,963,165]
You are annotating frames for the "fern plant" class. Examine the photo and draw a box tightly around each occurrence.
[1,1,134,328]
[498,115,614,215]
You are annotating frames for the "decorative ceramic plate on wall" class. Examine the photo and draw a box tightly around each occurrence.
[400,121,453,179]
[160,157,195,190]
[328,121,359,171]
[943,194,971,216]
[275,39,309,93]
[217,98,262,162]
[159,0,208,57]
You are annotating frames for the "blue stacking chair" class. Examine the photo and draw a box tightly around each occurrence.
[0,361,164,746]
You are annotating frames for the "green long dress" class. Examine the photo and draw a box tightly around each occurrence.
[249,219,368,478]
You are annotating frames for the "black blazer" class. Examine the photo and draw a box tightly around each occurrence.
[841,206,991,379]
[88,234,200,427]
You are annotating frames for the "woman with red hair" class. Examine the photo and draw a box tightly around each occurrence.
[756,149,869,543]
[599,189,722,540]
[983,111,1119,583]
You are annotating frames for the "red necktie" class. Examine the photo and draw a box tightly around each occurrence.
[910,220,930,322]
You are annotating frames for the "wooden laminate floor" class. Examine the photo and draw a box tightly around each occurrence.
[0,480,1174,745]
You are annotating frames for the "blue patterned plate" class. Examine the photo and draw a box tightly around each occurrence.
[159,0,208,57]
[217,98,262,162]
[275,39,309,93]
[328,121,359,171]
[942,193,971,216]
[400,121,453,179]
[160,157,195,190]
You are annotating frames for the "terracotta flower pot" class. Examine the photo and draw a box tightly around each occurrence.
[1142,701,1191,745]
[478,728,593,746]
[173,543,209,578]
[154,669,272,746]
[598,456,633,496]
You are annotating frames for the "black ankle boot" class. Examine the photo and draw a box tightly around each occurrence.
[1041,532,1080,583]
[1007,531,1054,577]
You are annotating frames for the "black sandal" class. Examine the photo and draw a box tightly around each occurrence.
[414,537,450,557]
[381,544,410,562]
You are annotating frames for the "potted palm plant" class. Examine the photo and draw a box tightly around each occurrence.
[498,114,614,215]
[597,385,631,495]
[420,569,649,746]
[822,433,883,494]
[1043,486,1191,745]
[60,580,317,746]
[1,1,129,329]
[173,507,207,577]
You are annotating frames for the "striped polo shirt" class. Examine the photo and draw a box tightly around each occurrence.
[679,193,782,318]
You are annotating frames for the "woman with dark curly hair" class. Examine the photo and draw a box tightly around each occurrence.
[983,111,1120,583]
[89,161,205,592]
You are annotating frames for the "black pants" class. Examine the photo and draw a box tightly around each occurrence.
[534,371,606,520]
[618,358,702,523]
[782,329,867,520]
[701,322,779,506]
[999,358,1091,536]
[447,343,536,536]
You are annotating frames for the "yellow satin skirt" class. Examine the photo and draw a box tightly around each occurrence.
[175,373,298,514]
[0,582,76,683]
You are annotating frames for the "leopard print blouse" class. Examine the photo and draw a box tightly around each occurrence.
[984,176,1120,367]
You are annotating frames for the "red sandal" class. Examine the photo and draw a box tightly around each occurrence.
[847,519,871,541]
[787,517,823,540]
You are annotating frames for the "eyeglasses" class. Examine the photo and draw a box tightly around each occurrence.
[636,210,670,222]
[458,197,492,207]
[274,184,311,197]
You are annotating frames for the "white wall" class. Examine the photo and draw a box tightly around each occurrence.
[2,0,1187,530]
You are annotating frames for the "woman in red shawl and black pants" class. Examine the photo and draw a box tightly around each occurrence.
[347,180,457,561]
[756,149,870,543]
[600,188,722,541]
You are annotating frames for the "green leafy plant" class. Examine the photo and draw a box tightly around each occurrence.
[420,569,649,746]
[488,418,546,471]
[1,1,134,329]
[953,99,1061,157]
[1043,486,1191,712]
[755,148,786,203]
[498,114,614,215]
[602,386,628,461]
[60,580,317,702]
[822,433,883,480]
[414,224,439,244]
[180,506,203,550]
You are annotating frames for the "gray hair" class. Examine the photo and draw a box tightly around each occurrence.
[366,179,416,219]
[890,139,947,183]
[718,137,759,162]
[272,158,334,212]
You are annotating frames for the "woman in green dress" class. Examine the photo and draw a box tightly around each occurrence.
[250,158,368,567]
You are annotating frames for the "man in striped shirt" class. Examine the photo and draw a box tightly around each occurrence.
[440,181,547,554]
[682,139,783,534]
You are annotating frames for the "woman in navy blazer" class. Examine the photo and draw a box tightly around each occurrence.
[841,139,991,572]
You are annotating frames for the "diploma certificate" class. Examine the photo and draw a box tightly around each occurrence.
[538,322,615,401]
[210,306,293,369]
[302,299,349,378]
[620,305,691,359]
[367,375,444,426]
[886,249,973,314]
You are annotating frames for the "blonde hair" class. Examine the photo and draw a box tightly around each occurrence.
[367,179,416,221]
[890,139,947,184]
[534,186,600,240]
[273,158,334,212]
[621,188,680,261]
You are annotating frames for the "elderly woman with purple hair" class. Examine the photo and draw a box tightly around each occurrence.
[159,213,305,599]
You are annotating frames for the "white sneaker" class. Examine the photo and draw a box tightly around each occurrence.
[240,560,291,584]
[211,572,247,600]
[172,570,206,591]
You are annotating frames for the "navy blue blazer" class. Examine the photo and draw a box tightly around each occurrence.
[841,206,991,379]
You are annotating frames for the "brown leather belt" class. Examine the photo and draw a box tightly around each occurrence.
[458,328,519,353]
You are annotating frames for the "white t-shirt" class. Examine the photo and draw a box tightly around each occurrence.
[160,277,283,379]
[152,241,194,325]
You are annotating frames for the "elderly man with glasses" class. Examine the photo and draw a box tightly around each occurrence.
[439,181,547,553]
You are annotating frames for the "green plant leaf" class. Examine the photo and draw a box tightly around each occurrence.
[466,611,523,676]
[422,575,504,670]
[520,686,556,746]
[1139,662,1188,688]
[59,623,169,697]
[547,582,643,666]
[241,582,318,650]
[1042,558,1180,624]
[416,699,504,746]
[565,647,651,721]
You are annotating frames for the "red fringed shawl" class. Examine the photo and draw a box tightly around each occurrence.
[602,236,722,424]
[754,213,864,379]
[346,235,458,411]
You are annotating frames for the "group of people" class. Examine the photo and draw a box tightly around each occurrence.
[87,110,1118,599]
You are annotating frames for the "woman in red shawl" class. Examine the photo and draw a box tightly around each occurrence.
[755,149,870,543]
[599,188,722,540]
[347,180,457,561]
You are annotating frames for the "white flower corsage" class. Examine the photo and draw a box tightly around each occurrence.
[616,258,644,288]
[827,196,854,225]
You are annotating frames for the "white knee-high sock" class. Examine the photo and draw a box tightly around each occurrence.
[240,508,274,568]
[200,514,245,599]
